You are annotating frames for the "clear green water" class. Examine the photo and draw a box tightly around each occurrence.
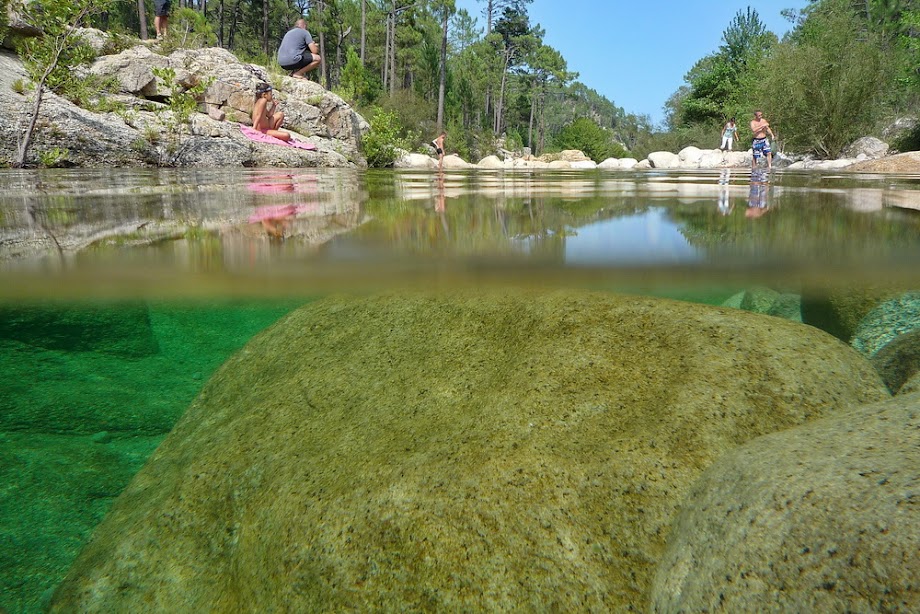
[0,168,918,612]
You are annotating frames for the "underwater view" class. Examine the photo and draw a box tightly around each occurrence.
[1,168,919,612]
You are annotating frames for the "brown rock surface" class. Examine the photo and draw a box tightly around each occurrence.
[50,290,889,612]
[846,151,920,174]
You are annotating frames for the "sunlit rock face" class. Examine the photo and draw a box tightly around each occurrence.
[50,290,888,612]
[0,37,367,167]
[651,392,919,614]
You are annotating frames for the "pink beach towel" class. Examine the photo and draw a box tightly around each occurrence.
[240,124,316,150]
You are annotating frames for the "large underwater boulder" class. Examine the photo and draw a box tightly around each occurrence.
[50,290,888,612]
[851,292,920,357]
[870,329,920,394]
[651,392,920,613]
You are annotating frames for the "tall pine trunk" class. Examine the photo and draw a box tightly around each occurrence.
[360,0,366,65]
[317,1,328,87]
[389,0,397,96]
[218,0,224,47]
[261,0,269,56]
[137,0,148,40]
[436,5,448,132]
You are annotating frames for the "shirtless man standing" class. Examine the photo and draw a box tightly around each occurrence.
[750,110,776,170]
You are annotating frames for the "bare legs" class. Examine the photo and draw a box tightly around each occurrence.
[291,57,322,79]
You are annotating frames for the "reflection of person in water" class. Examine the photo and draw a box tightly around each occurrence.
[435,170,449,236]
[717,168,732,215]
[246,173,320,241]
[249,204,297,241]
[746,168,771,218]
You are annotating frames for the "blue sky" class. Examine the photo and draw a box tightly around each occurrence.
[453,0,810,126]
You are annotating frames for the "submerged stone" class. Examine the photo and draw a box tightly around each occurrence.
[651,392,920,613]
[50,290,889,612]
[871,329,920,394]
[852,292,920,357]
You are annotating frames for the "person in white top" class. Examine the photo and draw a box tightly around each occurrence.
[720,117,737,151]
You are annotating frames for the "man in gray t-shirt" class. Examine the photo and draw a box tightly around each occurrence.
[278,18,321,79]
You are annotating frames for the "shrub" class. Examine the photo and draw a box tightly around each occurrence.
[362,107,415,168]
[553,117,629,162]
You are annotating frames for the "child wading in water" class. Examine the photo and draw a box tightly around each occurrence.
[252,83,290,141]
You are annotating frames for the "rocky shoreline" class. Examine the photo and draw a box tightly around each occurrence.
[0,36,369,168]
[399,140,920,173]
[0,28,917,172]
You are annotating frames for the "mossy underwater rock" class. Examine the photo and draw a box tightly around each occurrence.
[851,292,920,357]
[50,291,889,612]
[870,329,920,394]
[651,392,920,613]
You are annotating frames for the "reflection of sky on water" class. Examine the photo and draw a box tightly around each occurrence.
[563,209,702,265]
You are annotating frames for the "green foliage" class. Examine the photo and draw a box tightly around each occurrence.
[157,8,217,54]
[362,107,416,168]
[11,79,29,95]
[151,67,211,126]
[553,117,628,162]
[759,0,896,156]
[897,9,920,91]
[16,0,106,94]
[336,47,379,106]
[0,0,8,40]
[37,147,69,167]
[893,123,920,152]
[675,8,776,127]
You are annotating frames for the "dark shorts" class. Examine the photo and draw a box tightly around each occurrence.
[280,54,315,71]
[154,0,171,17]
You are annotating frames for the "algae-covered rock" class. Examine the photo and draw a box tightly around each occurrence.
[870,329,920,394]
[800,286,900,343]
[739,286,780,314]
[767,293,802,322]
[651,392,920,613]
[724,288,801,323]
[852,292,920,357]
[50,291,889,613]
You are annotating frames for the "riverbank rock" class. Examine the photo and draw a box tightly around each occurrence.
[846,151,920,174]
[50,290,889,613]
[651,392,919,613]
[0,41,368,167]
[393,151,436,169]
[843,136,889,160]
[597,157,638,170]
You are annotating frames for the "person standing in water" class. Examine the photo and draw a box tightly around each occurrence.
[720,117,737,151]
[432,132,446,170]
[750,110,776,170]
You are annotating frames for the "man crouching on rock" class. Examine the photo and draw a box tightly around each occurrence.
[278,18,322,80]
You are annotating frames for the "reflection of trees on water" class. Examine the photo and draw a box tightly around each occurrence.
[675,180,920,264]
[356,173,652,263]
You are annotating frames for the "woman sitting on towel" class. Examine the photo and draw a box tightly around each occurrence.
[252,83,290,141]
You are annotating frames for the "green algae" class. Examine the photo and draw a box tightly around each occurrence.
[49,289,890,613]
